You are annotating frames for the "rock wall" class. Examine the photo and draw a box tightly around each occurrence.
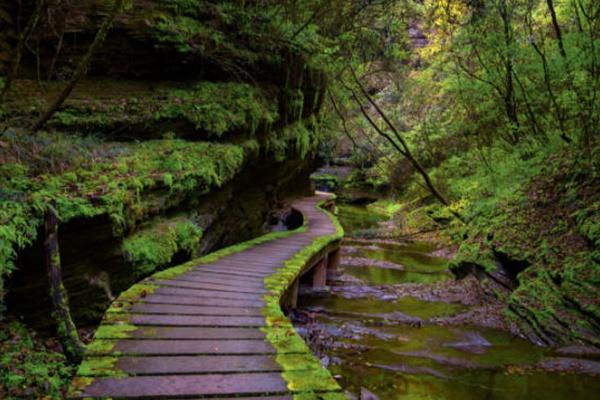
[1,1,327,331]
[6,154,315,329]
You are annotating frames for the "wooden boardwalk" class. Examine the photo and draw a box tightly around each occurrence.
[70,194,344,399]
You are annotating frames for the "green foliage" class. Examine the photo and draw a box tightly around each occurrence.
[0,319,74,399]
[122,216,203,276]
[159,82,277,136]
[266,121,318,162]
[4,81,278,138]
[0,133,249,305]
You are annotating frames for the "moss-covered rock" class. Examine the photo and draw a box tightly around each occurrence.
[450,148,600,346]
[122,215,202,277]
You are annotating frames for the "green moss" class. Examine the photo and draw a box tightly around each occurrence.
[0,319,74,399]
[366,199,404,217]
[0,135,250,299]
[68,376,94,398]
[5,80,278,138]
[283,369,341,392]
[85,340,119,356]
[266,121,318,162]
[93,324,138,340]
[122,216,203,276]
[76,357,125,377]
[113,283,158,303]
[261,200,343,395]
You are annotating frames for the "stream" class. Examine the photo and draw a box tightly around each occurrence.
[292,204,600,399]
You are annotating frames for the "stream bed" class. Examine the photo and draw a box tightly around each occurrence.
[292,204,600,399]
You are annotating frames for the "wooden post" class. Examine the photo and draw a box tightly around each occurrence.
[282,279,299,309]
[44,201,85,363]
[312,257,328,289]
[327,248,341,279]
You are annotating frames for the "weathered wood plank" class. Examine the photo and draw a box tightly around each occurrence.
[124,314,265,327]
[73,373,289,398]
[189,267,270,278]
[91,339,275,355]
[168,275,266,288]
[153,287,263,301]
[97,355,282,375]
[95,326,265,340]
[122,303,263,316]
[151,279,267,294]
[141,294,264,308]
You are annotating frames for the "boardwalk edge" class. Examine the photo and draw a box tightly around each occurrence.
[262,199,346,399]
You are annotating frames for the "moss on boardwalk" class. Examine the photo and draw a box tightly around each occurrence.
[70,195,345,398]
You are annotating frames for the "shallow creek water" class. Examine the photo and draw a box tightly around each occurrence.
[293,204,600,399]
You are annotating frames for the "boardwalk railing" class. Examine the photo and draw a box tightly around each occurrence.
[69,192,345,399]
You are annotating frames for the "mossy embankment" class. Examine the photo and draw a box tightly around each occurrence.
[0,1,333,396]
[327,139,599,347]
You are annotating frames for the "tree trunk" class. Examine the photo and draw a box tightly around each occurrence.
[345,70,464,223]
[499,0,520,143]
[30,0,124,133]
[44,201,85,364]
[546,0,567,59]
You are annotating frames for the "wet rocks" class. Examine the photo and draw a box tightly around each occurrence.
[443,331,492,354]
[536,357,600,376]
[340,256,405,270]
[360,387,380,400]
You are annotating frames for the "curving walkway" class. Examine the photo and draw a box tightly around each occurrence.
[70,193,344,399]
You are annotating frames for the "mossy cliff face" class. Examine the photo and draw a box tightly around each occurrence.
[0,1,327,328]
[5,149,316,329]
[449,152,599,347]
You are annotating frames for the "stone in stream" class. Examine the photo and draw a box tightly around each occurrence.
[443,331,492,354]
[373,363,448,379]
[360,387,380,400]
[340,256,405,270]
[391,349,494,371]
[536,357,600,375]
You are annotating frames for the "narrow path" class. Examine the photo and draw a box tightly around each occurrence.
[70,193,344,399]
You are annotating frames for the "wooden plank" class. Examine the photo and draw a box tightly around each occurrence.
[95,326,265,340]
[104,355,282,375]
[92,339,275,355]
[217,258,285,266]
[124,303,263,316]
[153,287,263,301]
[189,267,270,278]
[73,373,289,398]
[152,279,267,294]
[126,314,265,327]
[168,275,266,288]
[199,264,278,274]
[142,294,264,308]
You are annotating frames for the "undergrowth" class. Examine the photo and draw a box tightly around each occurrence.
[0,319,73,399]
[0,131,252,309]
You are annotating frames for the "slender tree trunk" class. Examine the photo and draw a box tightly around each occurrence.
[30,0,124,133]
[499,0,520,143]
[344,71,464,222]
[546,0,567,59]
[44,201,85,363]
[0,0,44,102]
